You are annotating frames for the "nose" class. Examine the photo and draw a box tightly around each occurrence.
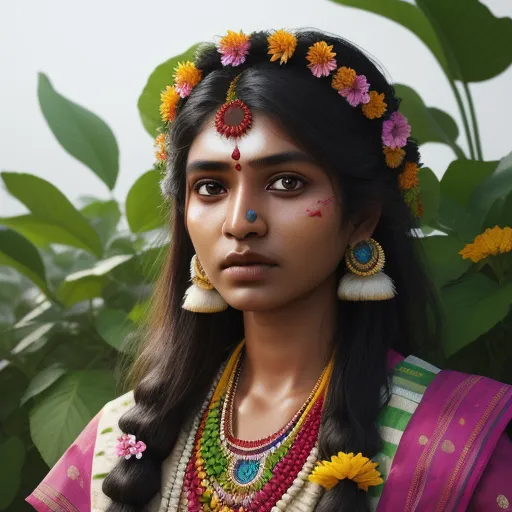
[222,185,267,240]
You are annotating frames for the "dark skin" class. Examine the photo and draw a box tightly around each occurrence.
[185,111,380,440]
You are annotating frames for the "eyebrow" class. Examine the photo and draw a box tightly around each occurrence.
[186,151,317,173]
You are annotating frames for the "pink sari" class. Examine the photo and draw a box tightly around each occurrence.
[26,356,512,511]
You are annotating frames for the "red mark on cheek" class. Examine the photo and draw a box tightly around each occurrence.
[306,196,335,217]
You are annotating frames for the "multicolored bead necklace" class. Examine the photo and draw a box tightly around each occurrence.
[182,341,334,511]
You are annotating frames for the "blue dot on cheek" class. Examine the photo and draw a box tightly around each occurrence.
[246,210,257,223]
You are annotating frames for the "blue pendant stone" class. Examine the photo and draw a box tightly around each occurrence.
[234,458,260,484]
[353,242,373,264]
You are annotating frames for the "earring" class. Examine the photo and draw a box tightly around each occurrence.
[337,238,396,301]
[182,255,228,313]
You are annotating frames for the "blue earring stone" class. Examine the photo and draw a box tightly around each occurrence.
[353,241,373,264]
[246,209,257,223]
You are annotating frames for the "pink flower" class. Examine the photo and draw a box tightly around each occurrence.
[310,60,338,78]
[340,74,371,107]
[382,112,411,149]
[115,433,147,460]
[217,30,251,67]
[175,83,193,98]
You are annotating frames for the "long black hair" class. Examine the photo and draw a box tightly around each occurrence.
[103,29,442,511]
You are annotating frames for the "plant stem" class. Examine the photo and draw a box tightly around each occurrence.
[462,82,483,161]
[447,79,475,160]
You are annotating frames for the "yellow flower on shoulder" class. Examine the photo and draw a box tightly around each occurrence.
[267,29,297,65]
[459,226,512,263]
[309,452,383,491]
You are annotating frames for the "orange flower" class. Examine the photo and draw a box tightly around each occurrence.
[173,61,202,98]
[154,133,166,162]
[160,86,180,122]
[306,41,337,77]
[459,226,512,263]
[218,30,251,67]
[332,66,356,91]
[383,146,406,169]
[362,91,387,119]
[267,29,297,65]
[398,162,419,190]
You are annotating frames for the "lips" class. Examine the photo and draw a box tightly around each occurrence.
[221,251,278,269]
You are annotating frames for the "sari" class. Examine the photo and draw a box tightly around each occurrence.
[26,351,512,511]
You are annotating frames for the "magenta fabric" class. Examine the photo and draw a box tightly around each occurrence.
[26,410,101,512]
[377,369,512,512]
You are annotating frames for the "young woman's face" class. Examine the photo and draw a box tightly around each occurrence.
[184,111,351,311]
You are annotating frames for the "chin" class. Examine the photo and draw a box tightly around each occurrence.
[223,289,288,312]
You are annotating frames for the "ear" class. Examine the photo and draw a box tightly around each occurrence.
[348,204,382,246]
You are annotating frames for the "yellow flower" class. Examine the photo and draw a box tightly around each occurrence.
[332,66,356,91]
[306,41,337,77]
[159,86,180,122]
[267,29,297,65]
[398,162,419,190]
[362,91,387,119]
[383,146,406,169]
[309,452,383,491]
[173,61,202,98]
[459,226,512,263]
[154,133,167,162]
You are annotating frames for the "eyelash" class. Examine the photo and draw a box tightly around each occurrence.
[193,175,308,197]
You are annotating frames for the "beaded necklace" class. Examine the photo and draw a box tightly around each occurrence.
[182,341,333,512]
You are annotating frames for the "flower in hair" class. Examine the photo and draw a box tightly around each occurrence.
[398,161,419,190]
[217,30,251,67]
[267,29,297,65]
[383,146,406,168]
[382,111,411,149]
[306,41,337,77]
[173,61,202,98]
[115,433,147,460]
[159,86,180,122]
[332,66,356,91]
[362,91,387,119]
[154,133,167,162]
[309,451,383,491]
[340,74,371,107]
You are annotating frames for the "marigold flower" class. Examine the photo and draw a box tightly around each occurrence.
[309,452,383,491]
[459,226,512,263]
[154,134,166,162]
[339,74,370,107]
[382,111,411,149]
[217,30,250,67]
[332,66,356,91]
[362,91,387,119]
[383,146,406,168]
[267,29,297,65]
[398,161,419,190]
[306,41,337,78]
[159,86,180,123]
[173,61,202,98]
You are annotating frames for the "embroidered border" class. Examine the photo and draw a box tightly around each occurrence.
[33,482,80,512]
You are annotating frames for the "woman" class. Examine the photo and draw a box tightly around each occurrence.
[26,29,511,512]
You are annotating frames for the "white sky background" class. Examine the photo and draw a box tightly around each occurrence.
[1,0,511,216]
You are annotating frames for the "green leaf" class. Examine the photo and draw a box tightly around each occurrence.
[0,437,25,509]
[437,197,479,243]
[416,0,512,82]
[137,44,200,137]
[56,254,133,306]
[126,170,167,233]
[37,73,119,189]
[29,370,115,467]
[95,308,135,352]
[440,159,498,208]
[441,274,512,357]
[20,362,67,406]
[11,322,55,355]
[80,199,121,247]
[394,84,461,156]
[418,167,440,227]
[1,172,102,257]
[0,228,50,295]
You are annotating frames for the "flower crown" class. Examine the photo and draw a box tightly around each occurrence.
[155,29,423,218]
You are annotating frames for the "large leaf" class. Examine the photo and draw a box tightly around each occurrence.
[20,362,67,406]
[0,228,50,295]
[441,274,512,357]
[138,44,200,137]
[436,197,480,243]
[1,172,102,256]
[80,199,121,247]
[38,73,119,189]
[394,84,461,156]
[0,437,25,509]
[126,170,167,233]
[95,308,135,352]
[417,167,439,228]
[29,370,115,466]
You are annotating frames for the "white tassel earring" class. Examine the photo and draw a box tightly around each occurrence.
[182,254,228,313]
[337,238,396,301]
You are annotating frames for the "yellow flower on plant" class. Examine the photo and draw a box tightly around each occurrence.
[173,61,202,98]
[383,146,406,169]
[362,91,387,119]
[267,29,297,65]
[398,162,419,190]
[309,452,383,491]
[306,41,337,77]
[154,133,167,162]
[332,66,356,91]
[459,226,512,263]
[160,86,180,122]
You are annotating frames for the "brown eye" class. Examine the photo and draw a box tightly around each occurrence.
[269,176,305,191]
[195,181,225,196]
